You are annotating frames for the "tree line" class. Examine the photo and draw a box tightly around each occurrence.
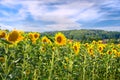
[41,29,120,43]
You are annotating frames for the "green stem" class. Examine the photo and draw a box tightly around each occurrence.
[83,55,86,80]
[92,62,95,80]
[48,52,55,80]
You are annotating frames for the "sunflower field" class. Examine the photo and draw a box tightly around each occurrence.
[0,30,120,80]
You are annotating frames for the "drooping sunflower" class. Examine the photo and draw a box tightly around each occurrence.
[73,42,80,55]
[0,30,6,38]
[55,32,66,45]
[42,36,51,44]
[6,30,24,43]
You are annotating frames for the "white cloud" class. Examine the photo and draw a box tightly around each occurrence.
[0,0,120,32]
[0,23,13,30]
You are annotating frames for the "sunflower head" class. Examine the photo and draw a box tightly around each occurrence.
[29,33,34,39]
[55,32,66,46]
[92,40,96,45]
[107,50,112,55]
[73,42,80,55]
[114,52,120,57]
[97,40,103,44]
[34,33,40,40]
[67,39,73,44]
[0,57,5,63]
[6,30,23,43]
[25,70,30,75]
[0,31,6,38]
[98,45,104,52]
[41,46,46,52]
[84,43,89,47]
[42,36,51,44]
[29,32,40,43]
[88,47,94,56]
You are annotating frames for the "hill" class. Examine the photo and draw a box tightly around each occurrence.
[41,29,120,43]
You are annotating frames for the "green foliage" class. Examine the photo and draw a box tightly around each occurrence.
[41,29,120,43]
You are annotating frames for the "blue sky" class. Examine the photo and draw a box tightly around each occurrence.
[0,0,120,32]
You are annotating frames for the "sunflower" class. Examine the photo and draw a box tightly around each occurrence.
[55,32,66,45]
[0,31,6,38]
[114,52,120,57]
[107,50,112,55]
[92,40,96,45]
[97,40,103,44]
[88,47,94,56]
[0,57,5,63]
[73,42,80,55]
[67,39,73,44]
[42,36,51,44]
[25,70,31,75]
[29,32,40,43]
[34,33,40,40]
[98,45,104,52]
[84,43,89,47]
[41,46,46,52]
[6,30,23,43]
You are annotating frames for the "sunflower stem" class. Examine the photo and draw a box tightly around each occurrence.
[48,52,55,80]
[83,54,86,80]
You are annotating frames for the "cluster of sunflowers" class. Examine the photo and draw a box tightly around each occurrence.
[0,29,120,80]
[0,30,81,54]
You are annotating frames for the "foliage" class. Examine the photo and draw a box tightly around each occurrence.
[41,29,120,43]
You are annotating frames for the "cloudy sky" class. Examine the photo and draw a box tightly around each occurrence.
[0,0,120,32]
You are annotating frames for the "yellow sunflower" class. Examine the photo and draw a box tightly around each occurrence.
[98,45,104,52]
[92,40,97,45]
[97,40,103,44]
[114,52,120,57]
[42,36,51,44]
[41,46,46,52]
[107,50,112,55]
[28,32,40,43]
[6,30,23,43]
[0,31,6,38]
[88,47,94,56]
[84,43,89,47]
[73,42,80,55]
[34,33,40,40]
[55,32,66,45]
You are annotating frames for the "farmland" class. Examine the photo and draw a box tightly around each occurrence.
[0,30,120,80]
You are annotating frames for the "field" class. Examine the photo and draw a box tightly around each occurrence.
[0,30,120,80]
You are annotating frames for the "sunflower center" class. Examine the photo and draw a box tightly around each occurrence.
[74,46,77,51]
[57,36,62,43]
[43,39,47,43]
[34,34,38,38]
[89,49,93,53]
[99,47,102,51]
